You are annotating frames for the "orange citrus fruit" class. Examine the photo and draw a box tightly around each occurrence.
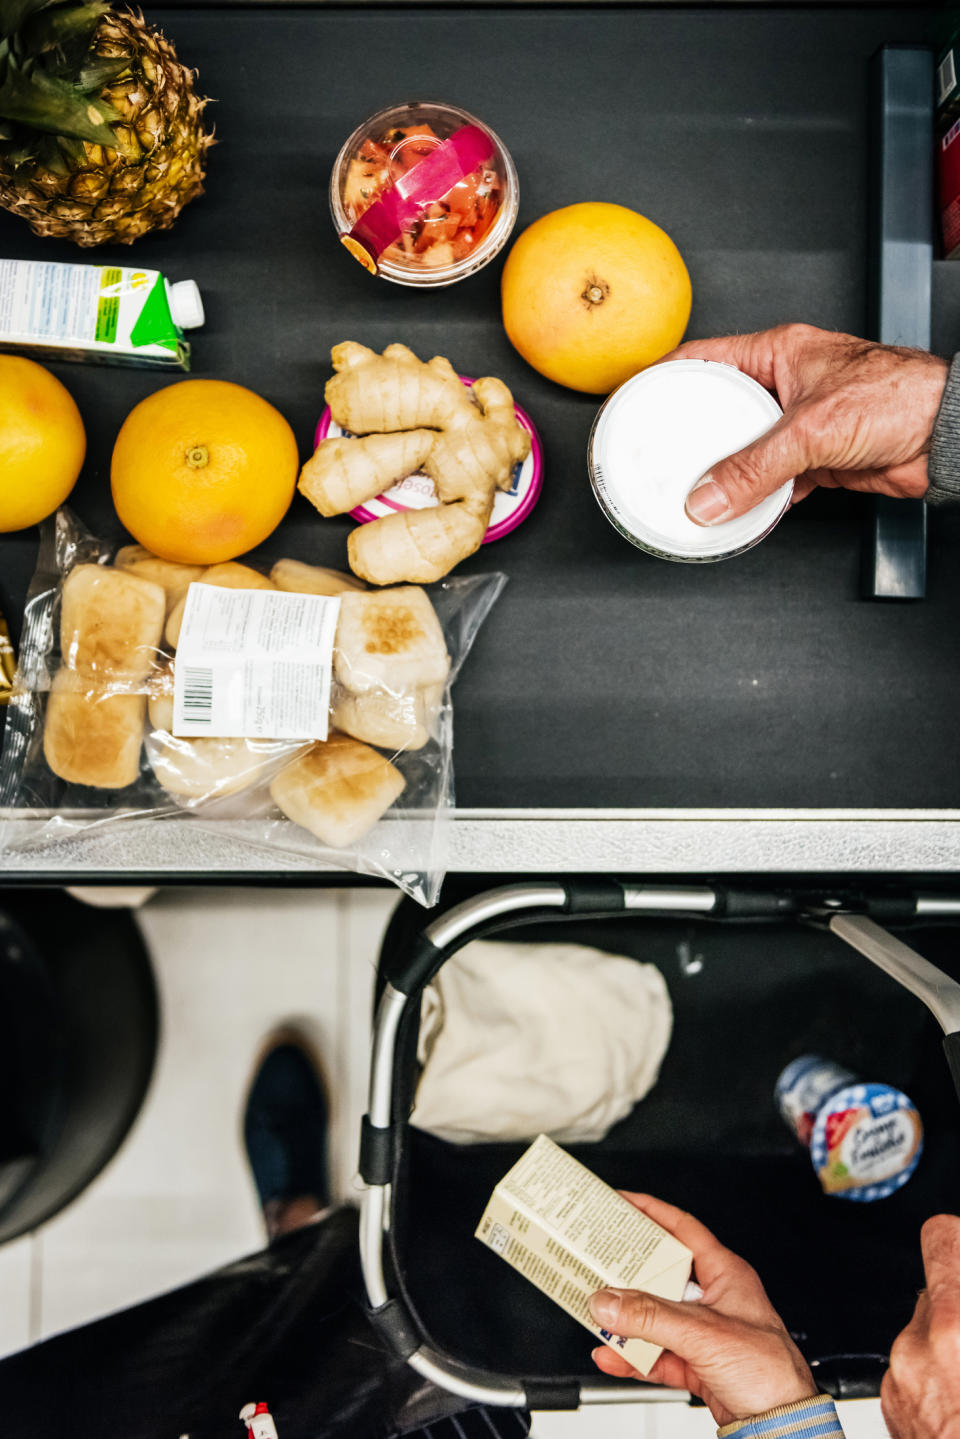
[111,379,299,565]
[0,356,86,532]
[501,202,692,394]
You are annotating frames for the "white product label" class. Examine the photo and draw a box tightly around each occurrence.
[835,1109,919,1185]
[475,1135,692,1378]
[0,259,100,341]
[173,584,340,740]
[249,1418,279,1439]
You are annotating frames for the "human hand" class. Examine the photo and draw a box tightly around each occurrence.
[588,1194,816,1426]
[881,1215,960,1439]
[660,324,948,525]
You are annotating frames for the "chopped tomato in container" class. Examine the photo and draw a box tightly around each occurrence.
[330,102,519,286]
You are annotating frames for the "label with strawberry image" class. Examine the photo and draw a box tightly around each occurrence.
[823,1107,862,1155]
[810,1083,923,1202]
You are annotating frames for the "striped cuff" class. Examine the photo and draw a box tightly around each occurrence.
[717,1393,844,1439]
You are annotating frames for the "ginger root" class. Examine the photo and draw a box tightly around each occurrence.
[299,430,435,518]
[298,343,531,585]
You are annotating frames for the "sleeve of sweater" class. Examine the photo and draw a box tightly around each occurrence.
[926,353,960,505]
[716,1394,845,1439]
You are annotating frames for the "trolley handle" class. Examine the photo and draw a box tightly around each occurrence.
[381,880,811,1000]
[360,881,944,1411]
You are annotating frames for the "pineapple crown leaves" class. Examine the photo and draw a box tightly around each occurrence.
[0,0,131,155]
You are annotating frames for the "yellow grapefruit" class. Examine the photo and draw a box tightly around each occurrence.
[111,380,299,565]
[0,356,86,532]
[501,202,692,394]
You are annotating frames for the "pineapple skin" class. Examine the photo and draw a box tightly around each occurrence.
[0,11,214,247]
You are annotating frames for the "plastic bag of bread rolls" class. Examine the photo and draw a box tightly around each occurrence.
[0,509,504,906]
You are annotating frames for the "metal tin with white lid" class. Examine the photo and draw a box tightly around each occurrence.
[588,358,794,562]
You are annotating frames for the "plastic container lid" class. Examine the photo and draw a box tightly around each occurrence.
[809,1082,924,1202]
[329,101,519,287]
[588,359,794,562]
[315,377,543,543]
[168,280,205,330]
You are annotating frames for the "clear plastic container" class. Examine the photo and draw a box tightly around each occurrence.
[588,359,794,563]
[329,101,519,287]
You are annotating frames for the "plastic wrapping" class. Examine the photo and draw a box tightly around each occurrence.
[0,510,504,905]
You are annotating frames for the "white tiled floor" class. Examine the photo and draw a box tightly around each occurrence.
[0,886,891,1439]
[0,886,390,1350]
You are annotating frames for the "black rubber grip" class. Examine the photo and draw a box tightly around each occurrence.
[943,1031,960,1110]
[809,1357,886,1400]
[368,1297,422,1360]
[714,888,797,919]
[522,1379,581,1410]
[383,932,443,997]
[359,1114,395,1186]
[563,881,626,914]
[862,891,921,923]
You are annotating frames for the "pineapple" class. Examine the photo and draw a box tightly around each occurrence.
[0,0,213,246]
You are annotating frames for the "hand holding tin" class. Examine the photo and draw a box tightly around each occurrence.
[670,324,947,525]
[588,1192,817,1426]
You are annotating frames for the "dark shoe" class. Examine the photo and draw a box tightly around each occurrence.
[243,1027,330,1238]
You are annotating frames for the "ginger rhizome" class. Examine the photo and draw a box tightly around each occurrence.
[298,342,531,584]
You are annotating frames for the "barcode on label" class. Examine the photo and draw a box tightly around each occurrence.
[181,665,214,721]
[939,48,957,107]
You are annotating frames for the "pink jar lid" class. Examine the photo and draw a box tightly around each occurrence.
[314,376,543,543]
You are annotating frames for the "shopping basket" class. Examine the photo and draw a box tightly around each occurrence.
[359,880,960,1410]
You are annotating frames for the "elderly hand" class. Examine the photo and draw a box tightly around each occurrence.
[662,324,948,525]
[881,1215,960,1439]
[588,1194,816,1426]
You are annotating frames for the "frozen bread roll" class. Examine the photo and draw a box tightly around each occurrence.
[145,727,272,801]
[334,586,449,696]
[115,546,206,616]
[145,678,271,801]
[44,668,145,789]
[420,681,444,736]
[145,675,175,732]
[61,564,165,682]
[270,558,366,596]
[332,682,431,751]
[270,732,405,848]
[165,562,276,649]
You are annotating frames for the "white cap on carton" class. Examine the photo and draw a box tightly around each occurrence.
[168,279,205,330]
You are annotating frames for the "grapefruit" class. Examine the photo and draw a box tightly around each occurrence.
[0,356,86,532]
[111,379,299,565]
[501,202,692,394]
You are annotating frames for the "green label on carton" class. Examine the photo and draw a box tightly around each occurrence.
[95,267,121,343]
[129,273,180,354]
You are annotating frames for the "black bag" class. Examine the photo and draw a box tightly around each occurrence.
[0,1206,526,1439]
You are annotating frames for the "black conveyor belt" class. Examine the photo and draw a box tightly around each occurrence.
[1,4,957,811]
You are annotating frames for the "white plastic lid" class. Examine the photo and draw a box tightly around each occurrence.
[168,279,205,330]
[589,359,793,562]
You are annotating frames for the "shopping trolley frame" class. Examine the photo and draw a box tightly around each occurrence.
[359,880,960,1410]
